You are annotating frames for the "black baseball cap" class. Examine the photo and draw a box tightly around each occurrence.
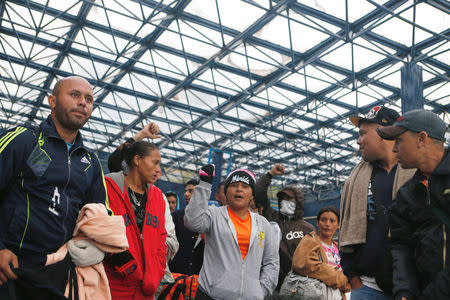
[349,106,400,127]
[377,109,447,141]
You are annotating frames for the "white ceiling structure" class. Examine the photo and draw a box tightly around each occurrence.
[0,0,448,197]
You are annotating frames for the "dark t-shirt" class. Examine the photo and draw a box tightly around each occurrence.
[169,208,204,275]
[128,187,148,232]
[341,163,397,278]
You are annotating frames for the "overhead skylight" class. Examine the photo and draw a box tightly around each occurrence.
[0,0,448,195]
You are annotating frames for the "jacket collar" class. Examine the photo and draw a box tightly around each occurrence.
[413,147,449,179]
[105,171,155,195]
[106,171,126,193]
[433,147,450,176]
[40,115,85,150]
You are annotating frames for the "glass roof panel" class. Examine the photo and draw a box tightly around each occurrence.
[288,7,342,34]
[430,51,450,69]
[280,72,307,90]
[34,0,82,15]
[1,0,447,195]
[139,49,188,79]
[184,0,220,24]
[297,0,346,21]
[178,19,224,48]
[216,0,266,32]
[87,4,142,35]
[414,2,449,36]
[371,13,415,46]
[254,15,291,50]
[347,0,389,23]
[320,42,353,71]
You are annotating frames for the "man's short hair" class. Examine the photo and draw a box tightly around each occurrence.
[51,79,64,96]
[432,137,445,146]
[165,191,177,198]
[185,178,199,186]
[217,180,226,190]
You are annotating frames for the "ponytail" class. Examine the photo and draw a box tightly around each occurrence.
[124,141,158,169]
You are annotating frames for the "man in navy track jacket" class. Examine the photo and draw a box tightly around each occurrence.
[0,76,111,299]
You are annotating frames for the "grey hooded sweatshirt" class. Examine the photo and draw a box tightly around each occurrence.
[184,181,279,300]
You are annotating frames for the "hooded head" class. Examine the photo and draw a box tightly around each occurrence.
[276,186,305,220]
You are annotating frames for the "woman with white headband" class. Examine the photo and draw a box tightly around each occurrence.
[184,165,279,300]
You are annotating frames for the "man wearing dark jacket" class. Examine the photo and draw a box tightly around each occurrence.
[339,106,415,299]
[255,164,315,290]
[377,109,449,300]
[0,76,111,299]
[169,178,205,275]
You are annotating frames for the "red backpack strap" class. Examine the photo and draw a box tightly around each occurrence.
[171,280,186,300]
[185,275,199,300]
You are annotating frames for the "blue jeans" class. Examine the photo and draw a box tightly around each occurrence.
[351,285,392,300]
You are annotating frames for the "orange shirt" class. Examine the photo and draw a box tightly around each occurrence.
[227,206,252,260]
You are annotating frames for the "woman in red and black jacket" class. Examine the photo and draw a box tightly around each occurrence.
[104,141,167,299]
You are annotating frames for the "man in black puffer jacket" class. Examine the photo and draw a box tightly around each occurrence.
[377,109,449,300]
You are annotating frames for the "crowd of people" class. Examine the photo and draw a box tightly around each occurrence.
[0,76,447,300]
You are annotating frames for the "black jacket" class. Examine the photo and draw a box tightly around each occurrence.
[169,208,204,275]
[255,172,315,290]
[389,148,450,299]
